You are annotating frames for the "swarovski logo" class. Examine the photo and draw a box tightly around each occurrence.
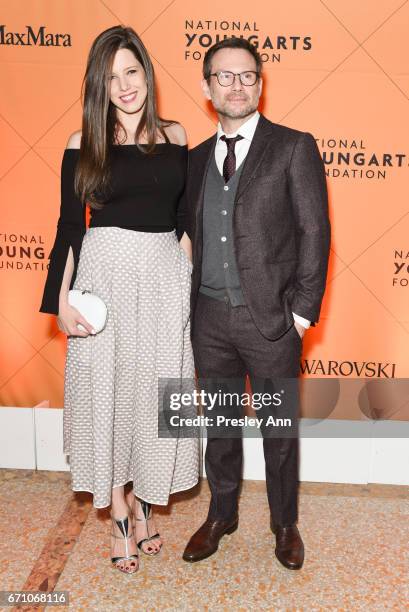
[0,25,71,46]
[301,360,396,378]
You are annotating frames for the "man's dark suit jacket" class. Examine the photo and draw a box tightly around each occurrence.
[185,113,331,341]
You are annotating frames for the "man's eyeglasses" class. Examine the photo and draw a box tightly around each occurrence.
[209,71,260,87]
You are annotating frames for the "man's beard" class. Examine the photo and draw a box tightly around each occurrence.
[214,97,258,120]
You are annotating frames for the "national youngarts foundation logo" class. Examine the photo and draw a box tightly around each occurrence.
[184,20,311,63]
[317,138,408,180]
[0,233,48,272]
[393,250,409,288]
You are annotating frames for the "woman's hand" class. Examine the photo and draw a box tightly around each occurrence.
[56,247,94,336]
[57,302,95,337]
[179,232,192,263]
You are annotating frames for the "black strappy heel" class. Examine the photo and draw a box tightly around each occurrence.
[135,501,162,556]
[110,514,139,573]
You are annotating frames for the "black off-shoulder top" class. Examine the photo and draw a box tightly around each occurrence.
[39,143,188,315]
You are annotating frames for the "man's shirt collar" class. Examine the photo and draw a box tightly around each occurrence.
[217,110,260,143]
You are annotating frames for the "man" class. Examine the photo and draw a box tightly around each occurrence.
[182,37,330,569]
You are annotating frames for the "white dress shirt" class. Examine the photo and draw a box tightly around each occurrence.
[215,111,310,329]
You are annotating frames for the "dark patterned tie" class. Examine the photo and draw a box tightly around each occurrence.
[220,134,244,183]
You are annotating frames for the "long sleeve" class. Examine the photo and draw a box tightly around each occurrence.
[288,132,331,324]
[176,146,190,241]
[176,189,190,241]
[39,150,86,315]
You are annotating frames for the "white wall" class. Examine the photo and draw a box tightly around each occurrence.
[1,408,408,485]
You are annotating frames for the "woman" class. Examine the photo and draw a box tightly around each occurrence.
[39,25,199,574]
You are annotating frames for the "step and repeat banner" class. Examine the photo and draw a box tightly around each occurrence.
[1,1,408,422]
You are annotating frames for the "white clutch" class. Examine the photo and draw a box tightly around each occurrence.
[68,289,107,334]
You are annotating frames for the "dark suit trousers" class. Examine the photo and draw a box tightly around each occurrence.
[192,292,302,527]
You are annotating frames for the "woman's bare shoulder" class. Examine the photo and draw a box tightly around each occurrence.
[163,122,187,146]
[66,130,82,149]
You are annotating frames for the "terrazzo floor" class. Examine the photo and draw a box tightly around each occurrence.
[0,470,407,611]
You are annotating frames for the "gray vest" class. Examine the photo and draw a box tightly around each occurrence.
[199,155,246,306]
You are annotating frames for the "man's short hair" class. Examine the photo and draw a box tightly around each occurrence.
[203,37,262,81]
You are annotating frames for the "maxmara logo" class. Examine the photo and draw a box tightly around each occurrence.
[0,25,71,47]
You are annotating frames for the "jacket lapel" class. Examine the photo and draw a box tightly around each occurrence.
[194,135,217,219]
[235,114,274,201]
[193,135,217,261]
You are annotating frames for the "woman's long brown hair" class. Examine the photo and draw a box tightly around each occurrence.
[75,25,173,209]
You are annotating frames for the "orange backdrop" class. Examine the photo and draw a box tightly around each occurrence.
[1,1,408,420]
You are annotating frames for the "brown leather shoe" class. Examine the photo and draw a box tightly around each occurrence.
[182,517,238,562]
[271,520,304,569]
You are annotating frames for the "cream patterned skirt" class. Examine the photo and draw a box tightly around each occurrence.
[63,227,199,508]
